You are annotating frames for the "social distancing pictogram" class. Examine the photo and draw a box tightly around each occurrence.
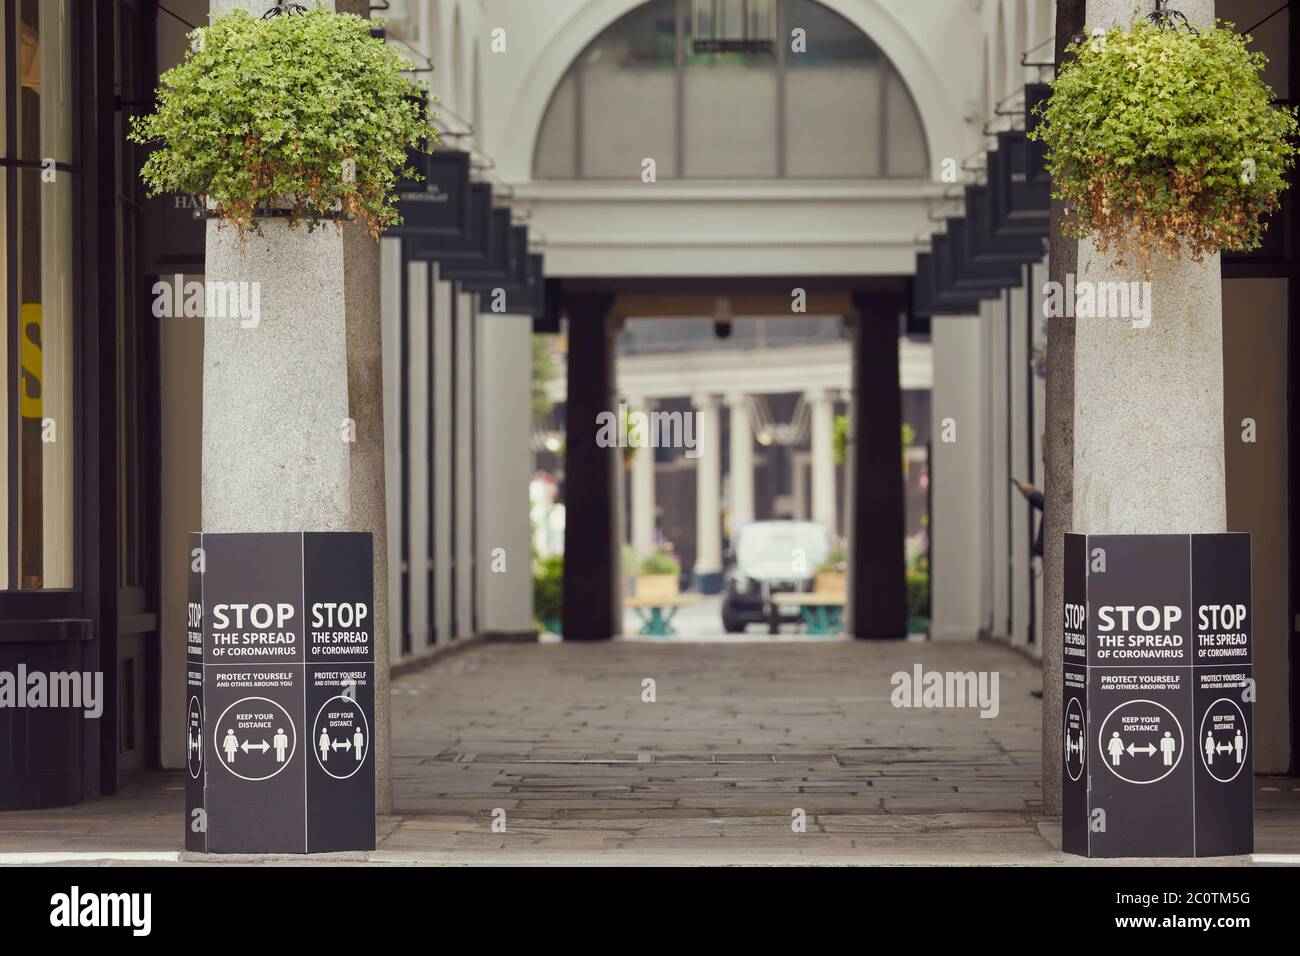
[213,696,297,782]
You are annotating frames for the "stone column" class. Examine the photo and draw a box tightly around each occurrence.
[1072,0,1221,536]
[561,295,618,640]
[342,223,391,812]
[628,395,658,559]
[1042,0,1221,812]
[338,0,389,815]
[692,393,723,594]
[203,0,347,536]
[726,392,755,534]
[204,0,399,812]
[930,316,989,641]
[1041,0,1085,823]
[847,295,907,639]
[808,388,837,532]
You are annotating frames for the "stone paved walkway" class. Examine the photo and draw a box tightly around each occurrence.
[2,639,1299,864]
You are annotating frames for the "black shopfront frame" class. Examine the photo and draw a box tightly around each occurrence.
[0,0,154,809]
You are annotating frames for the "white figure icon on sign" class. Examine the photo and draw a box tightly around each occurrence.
[1107,731,1123,766]
[273,728,289,763]
[319,727,331,763]
[223,729,238,763]
[1235,730,1244,763]
[1160,731,1175,766]
[1205,730,1216,765]
[353,727,363,762]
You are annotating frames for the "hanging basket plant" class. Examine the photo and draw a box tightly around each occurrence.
[129,5,437,240]
[1030,15,1299,270]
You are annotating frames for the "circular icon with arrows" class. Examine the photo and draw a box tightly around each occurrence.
[1064,696,1086,782]
[213,696,297,782]
[1198,698,1248,783]
[187,696,204,780]
[313,695,370,780]
[1097,698,1183,785]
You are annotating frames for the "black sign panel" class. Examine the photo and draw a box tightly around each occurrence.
[1061,532,1089,856]
[406,181,493,267]
[964,185,1045,265]
[912,251,987,318]
[474,229,539,312]
[390,149,471,241]
[186,532,375,854]
[932,227,1006,300]
[534,277,563,333]
[1062,532,1252,858]
[1190,533,1253,856]
[304,533,376,853]
[948,216,1023,290]
[452,211,518,287]
[988,130,1050,239]
[143,191,206,274]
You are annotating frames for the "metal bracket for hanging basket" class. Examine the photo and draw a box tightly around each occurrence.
[261,3,310,19]
[1070,1,1200,46]
[1148,0,1199,34]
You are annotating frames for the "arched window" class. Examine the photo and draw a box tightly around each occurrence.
[533,0,929,180]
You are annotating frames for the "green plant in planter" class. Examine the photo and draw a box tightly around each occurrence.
[533,555,564,633]
[1030,17,1298,270]
[638,549,681,578]
[129,6,437,239]
[815,545,847,575]
[832,416,915,467]
[905,565,930,623]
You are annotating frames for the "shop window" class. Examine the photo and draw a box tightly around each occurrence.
[0,0,76,591]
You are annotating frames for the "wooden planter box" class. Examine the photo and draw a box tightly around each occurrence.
[636,573,680,600]
[814,571,846,595]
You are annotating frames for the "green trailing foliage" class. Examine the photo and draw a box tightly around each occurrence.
[129,6,437,239]
[1030,18,1298,271]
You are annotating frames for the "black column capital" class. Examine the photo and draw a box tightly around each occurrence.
[850,289,908,323]
[562,292,617,324]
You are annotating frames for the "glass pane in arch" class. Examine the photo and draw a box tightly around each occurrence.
[578,0,678,179]
[785,0,895,178]
[885,67,928,176]
[682,4,778,178]
[534,69,577,179]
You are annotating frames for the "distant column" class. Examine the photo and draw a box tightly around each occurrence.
[847,294,907,639]
[561,294,618,640]
[807,387,837,533]
[692,393,723,594]
[628,395,658,559]
[726,392,755,534]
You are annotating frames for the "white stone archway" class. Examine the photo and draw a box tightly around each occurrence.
[495,0,970,184]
